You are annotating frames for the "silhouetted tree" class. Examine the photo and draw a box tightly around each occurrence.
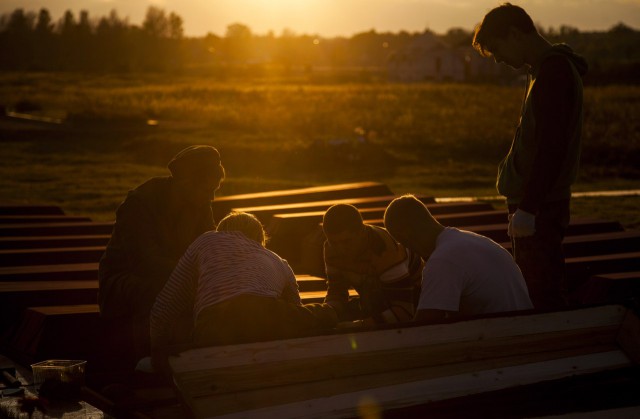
[224,23,253,63]
[0,6,637,82]
[33,8,55,70]
[1,9,35,69]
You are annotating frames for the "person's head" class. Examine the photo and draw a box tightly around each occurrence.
[322,204,366,257]
[217,211,267,247]
[168,145,225,203]
[384,195,442,258]
[472,3,537,69]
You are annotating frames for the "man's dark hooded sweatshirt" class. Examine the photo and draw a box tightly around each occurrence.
[497,44,588,211]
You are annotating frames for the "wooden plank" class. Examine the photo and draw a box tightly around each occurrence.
[0,282,341,337]
[170,307,630,416]
[269,208,507,227]
[501,231,640,258]
[616,309,640,364]
[0,235,111,250]
[0,280,98,293]
[213,182,394,220]
[0,263,99,282]
[0,221,114,237]
[299,289,357,303]
[173,325,620,399]
[196,351,630,419]
[3,303,130,366]
[0,205,64,215]
[579,271,640,305]
[235,198,487,224]
[541,406,640,419]
[566,252,640,290]
[0,246,106,267]
[170,305,627,373]
[592,271,640,281]
[0,215,92,224]
[0,279,326,296]
[0,280,99,333]
[448,219,625,243]
[294,275,327,292]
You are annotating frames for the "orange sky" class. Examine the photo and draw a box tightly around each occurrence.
[3,0,640,36]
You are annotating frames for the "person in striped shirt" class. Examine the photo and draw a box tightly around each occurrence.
[150,212,337,367]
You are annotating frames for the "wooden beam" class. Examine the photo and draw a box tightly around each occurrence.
[0,222,114,237]
[213,182,394,220]
[170,305,627,374]
[189,351,631,418]
[0,205,64,216]
[0,235,111,250]
[174,325,620,399]
[617,309,640,364]
[0,263,99,281]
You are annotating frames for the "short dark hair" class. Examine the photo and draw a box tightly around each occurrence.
[384,194,433,235]
[322,204,363,235]
[472,3,536,57]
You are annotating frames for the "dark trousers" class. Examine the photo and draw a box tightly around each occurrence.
[508,200,570,311]
[193,294,337,347]
[98,271,168,361]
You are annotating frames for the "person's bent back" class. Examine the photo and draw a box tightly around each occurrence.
[150,212,337,356]
[384,195,532,324]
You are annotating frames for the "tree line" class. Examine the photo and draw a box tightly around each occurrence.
[1,7,638,84]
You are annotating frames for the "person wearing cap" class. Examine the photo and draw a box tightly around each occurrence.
[384,195,533,324]
[322,204,423,324]
[98,145,225,359]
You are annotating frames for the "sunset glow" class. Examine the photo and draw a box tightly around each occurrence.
[1,0,639,37]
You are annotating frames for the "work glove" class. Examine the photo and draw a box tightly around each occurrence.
[508,209,536,238]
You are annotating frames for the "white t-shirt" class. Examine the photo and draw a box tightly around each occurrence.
[417,227,533,315]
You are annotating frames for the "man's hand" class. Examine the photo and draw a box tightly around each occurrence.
[508,209,536,237]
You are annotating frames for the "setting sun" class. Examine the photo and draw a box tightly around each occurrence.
[1,0,639,37]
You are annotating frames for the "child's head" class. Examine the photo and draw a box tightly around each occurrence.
[217,212,267,247]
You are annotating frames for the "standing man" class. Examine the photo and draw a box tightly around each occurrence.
[384,195,532,324]
[472,3,588,310]
[99,145,225,359]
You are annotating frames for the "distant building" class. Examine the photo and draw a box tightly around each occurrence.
[387,33,509,82]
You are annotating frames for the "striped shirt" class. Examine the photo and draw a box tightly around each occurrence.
[150,231,301,341]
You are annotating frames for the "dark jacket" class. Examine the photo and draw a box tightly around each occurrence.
[497,44,588,212]
[98,177,215,318]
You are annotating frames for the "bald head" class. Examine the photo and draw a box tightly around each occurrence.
[384,195,442,256]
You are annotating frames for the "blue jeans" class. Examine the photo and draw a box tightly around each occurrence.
[509,200,570,311]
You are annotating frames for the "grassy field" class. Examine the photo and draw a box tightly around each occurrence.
[0,72,638,229]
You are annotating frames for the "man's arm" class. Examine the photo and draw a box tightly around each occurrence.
[280,260,302,306]
[323,242,351,310]
[519,55,578,213]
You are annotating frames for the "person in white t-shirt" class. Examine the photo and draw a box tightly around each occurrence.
[383,195,533,323]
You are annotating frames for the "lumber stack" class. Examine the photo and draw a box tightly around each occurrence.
[169,304,640,418]
[1,181,640,418]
